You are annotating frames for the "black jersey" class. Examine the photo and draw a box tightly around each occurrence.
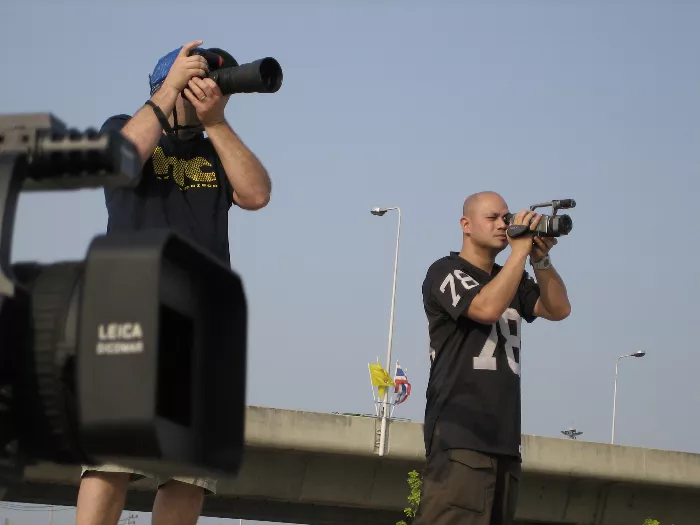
[101,114,235,266]
[421,252,540,458]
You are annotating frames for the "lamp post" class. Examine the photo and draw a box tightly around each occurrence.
[611,350,646,444]
[370,206,401,457]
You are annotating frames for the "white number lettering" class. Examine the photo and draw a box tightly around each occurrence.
[454,270,480,290]
[473,324,498,371]
[439,270,481,307]
[439,272,460,307]
[473,308,521,375]
[501,308,521,375]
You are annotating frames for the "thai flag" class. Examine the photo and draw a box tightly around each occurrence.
[394,361,412,406]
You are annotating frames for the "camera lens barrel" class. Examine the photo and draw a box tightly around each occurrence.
[208,58,283,95]
[504,212,573,237]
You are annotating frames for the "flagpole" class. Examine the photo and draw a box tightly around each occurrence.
[377,206,401,457]
[390,359,397,418]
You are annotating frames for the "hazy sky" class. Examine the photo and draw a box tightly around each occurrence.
[1,1,699,524]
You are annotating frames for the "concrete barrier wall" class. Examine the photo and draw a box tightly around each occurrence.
[3,406,700,524]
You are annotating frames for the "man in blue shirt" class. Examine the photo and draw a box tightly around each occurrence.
[75,40,271,525]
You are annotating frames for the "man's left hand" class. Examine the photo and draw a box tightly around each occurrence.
[531,236,558,263]
[184,77,229,127]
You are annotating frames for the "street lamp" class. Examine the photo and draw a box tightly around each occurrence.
[561,427,583,440]
[611,350,646,444]
[370,206,401,457]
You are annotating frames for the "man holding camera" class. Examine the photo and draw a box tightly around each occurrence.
[99,39,271,264]
[414,191,571,525]
[75,40,271,525]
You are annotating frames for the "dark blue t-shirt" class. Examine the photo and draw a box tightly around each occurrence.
[101,115,234,265]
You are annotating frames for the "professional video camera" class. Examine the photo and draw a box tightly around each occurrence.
[190,49,283,95]
[0,113,247,491]
[504,199,576,238]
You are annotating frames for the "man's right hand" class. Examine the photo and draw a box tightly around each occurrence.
[507,210,541,258]
[162,40,209,93]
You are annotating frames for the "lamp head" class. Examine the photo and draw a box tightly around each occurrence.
[370,207,387,216]
[632,351,646,357]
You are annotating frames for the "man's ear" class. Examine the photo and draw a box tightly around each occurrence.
[460,216,470,236]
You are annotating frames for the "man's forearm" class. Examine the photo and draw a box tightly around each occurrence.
[205,120,271,210]
[534,265,571,318]
[467,252,528,324]
[121,85,180,165]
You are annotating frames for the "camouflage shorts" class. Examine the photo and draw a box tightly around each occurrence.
[80,464,217,495]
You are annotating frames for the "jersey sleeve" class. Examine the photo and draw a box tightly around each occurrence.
[425,260,485,322]
[518,270,540,323]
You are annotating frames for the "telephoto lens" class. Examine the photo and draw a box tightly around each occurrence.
[209,57,283,95]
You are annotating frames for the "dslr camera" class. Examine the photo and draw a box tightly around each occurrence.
[504,199,576,238]
[0,113,247,491]
[189,49,283,95]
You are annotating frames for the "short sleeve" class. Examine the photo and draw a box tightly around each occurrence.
[99,114,131,135]
[100,115,134,205]
[425,261,485,322]
[518,270,540,323]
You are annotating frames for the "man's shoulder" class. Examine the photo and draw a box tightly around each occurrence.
[425,252,466,280]
[425,254,455,278]
[100,114,132,134]
[423,254,464,299]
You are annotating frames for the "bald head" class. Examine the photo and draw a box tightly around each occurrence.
[460,191,510,254]
[462,191,506,218]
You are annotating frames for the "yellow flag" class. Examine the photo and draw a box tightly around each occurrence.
[369,360,394,398]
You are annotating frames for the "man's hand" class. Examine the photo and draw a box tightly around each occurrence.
[531,236,558,263]
[507,210,541,258]
[183,77,228,127]
[162,40,209,93]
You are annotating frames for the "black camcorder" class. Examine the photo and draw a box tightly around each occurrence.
[504,199,576,238]
[189,49,283,95]
[0,113,248,490]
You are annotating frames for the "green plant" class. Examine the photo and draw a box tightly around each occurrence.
[397,470,422,525]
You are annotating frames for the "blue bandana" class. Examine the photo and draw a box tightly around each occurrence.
[148,46,206,94]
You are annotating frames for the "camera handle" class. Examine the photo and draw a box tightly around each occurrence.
[0,113,143,495]
[529,199,576,216]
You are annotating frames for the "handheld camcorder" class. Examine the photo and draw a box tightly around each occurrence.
[0,113,247,492]
[504,199,576,238]
[190,49,283,95]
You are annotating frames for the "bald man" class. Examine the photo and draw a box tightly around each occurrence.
[414,192,571,525]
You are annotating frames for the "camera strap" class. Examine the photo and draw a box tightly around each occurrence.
[145,100,202,141]
[144,100,175,136]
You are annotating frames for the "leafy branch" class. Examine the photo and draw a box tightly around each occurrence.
[396,470,421,525]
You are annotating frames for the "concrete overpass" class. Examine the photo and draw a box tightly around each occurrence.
[3,406,700,524]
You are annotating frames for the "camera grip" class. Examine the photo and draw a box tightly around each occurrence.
[507,225,531,238]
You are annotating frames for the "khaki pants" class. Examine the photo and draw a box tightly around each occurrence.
[80,464,217,495]
[412,423,521,525]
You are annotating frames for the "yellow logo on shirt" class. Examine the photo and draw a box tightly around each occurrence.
[151,146,219,190]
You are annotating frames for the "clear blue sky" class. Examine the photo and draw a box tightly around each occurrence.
[1,1,699,524]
